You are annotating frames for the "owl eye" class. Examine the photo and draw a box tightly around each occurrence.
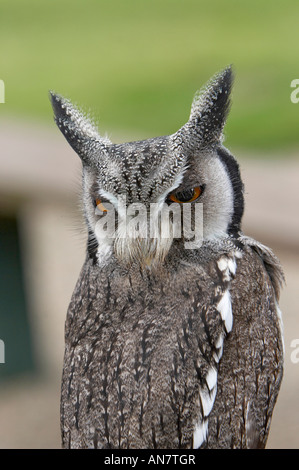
[168,186,202,203]
[95,198,109,213]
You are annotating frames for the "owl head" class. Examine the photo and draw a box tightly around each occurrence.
[50,66,244,268]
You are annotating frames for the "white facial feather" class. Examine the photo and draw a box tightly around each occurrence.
[199,155,234,241]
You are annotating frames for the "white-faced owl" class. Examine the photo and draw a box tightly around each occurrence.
[50,66,284,449]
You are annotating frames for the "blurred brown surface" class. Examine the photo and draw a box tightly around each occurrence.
[0,120,298,448]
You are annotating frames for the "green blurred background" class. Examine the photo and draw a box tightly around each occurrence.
[1,0,299,151]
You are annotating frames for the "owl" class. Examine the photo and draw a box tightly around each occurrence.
[50,66,284,449]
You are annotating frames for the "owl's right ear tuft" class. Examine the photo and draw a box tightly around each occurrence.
[49,91,109,164]
[178,66,234,149]
[49,91,69,125]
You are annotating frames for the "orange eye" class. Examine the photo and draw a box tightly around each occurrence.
[168,186,202,203]
[95,198,108,213]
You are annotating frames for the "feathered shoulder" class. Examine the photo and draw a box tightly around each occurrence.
[238,234,285,300]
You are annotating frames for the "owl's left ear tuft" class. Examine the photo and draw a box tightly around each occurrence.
[49,91,110,165]
[187,65,234,146]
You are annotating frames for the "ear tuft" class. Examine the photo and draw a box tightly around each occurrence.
[49,91,110,164]
[187,65,234,146]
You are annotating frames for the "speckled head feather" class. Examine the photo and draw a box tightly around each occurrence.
[50,66,233,164]
[50,68,244,264]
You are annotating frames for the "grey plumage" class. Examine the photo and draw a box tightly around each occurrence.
[50,66,284,449]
